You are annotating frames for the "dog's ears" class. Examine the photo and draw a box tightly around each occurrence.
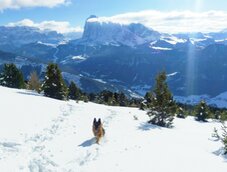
[93,118,102,124]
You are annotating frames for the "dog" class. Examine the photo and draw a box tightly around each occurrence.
[92,118,105,144]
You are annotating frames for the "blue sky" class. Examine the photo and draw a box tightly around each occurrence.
[1,0,227,33]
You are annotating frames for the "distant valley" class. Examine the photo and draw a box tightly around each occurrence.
[0,15,227,100]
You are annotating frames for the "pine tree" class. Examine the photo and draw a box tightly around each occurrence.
[144,91,152,106]
[212,127,221,141]
[214,110,221,120]
[118,92,127,106]
[98,90,114,105]
[147,71,176,128]
[28,71,41,93]
[221,122,227,154]
[220,111,227,121]
[211,122,227,154]
[68,81,82,100]
[195,100,210,122]
[0,63,25,89]
[88,93,97,102]
[42,63,68,100]
[114,92,127,106]
[140,101,146,110]
[176,107,186,118]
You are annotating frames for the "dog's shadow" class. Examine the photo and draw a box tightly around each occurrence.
[79,137,96,147]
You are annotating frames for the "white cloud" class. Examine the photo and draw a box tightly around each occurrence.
[7,19,83,34]
[88,10,227,33]
[0,0,70,10]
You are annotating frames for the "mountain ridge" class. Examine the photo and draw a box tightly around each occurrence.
[0,16,227,97]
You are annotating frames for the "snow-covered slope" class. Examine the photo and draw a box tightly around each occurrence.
[175,92,227,108]
[0,86,226,171]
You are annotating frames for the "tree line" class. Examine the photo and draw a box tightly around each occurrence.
[0,63,140,107]
[1,63,226,121]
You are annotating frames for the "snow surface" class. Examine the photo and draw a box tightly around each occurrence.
[215,39,227,42]
[37,41,57,48]
[0,86,226,171]
[71,55,86,60]
[151,46,172,50]
[160,36,186,45]
[93,78,107,84]
[167,72,178,77]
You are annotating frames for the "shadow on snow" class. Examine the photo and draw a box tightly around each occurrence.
[138,122,163,131]
[79,137,96,147]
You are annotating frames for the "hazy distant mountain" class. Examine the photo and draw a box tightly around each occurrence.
[0,26,64,52]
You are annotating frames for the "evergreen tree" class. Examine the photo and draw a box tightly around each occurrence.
[212,127,221,141]
[220,111,227,121]
[147,71,176,128]
[140,101,146,110]
[118,92,127,106]
[114,92,127,106]
[78,92,89,102]
[98,90,114,105]
[213,110,221,120]
[211,122,227,154]
[68,81,81,100]
[0,63,25,89]
[42,63,68,100]
[144,91,152,106]
[88,93,97,102]
[176,107,186,118]
[221,122,227,154]
[28,71,41,93]
[195,100,210,122]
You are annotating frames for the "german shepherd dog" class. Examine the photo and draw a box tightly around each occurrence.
[92,118,105,144]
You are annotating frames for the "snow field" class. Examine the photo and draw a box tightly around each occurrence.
[0,86,226,172]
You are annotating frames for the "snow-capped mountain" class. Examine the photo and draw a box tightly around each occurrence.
[0,26,64,52]
[1,16,227,98]
[81,15,160,47]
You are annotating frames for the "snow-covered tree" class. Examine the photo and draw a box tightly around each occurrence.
[221,122,227,154]
[68,81,82,100]
[0,63,25,89]
[195,100,210,122]
[147,71,176,128]
[28,71,41,93]
[176,107,186,119]
[42,63,68,100]
[139,101,146,110]
[211,122,227,154]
